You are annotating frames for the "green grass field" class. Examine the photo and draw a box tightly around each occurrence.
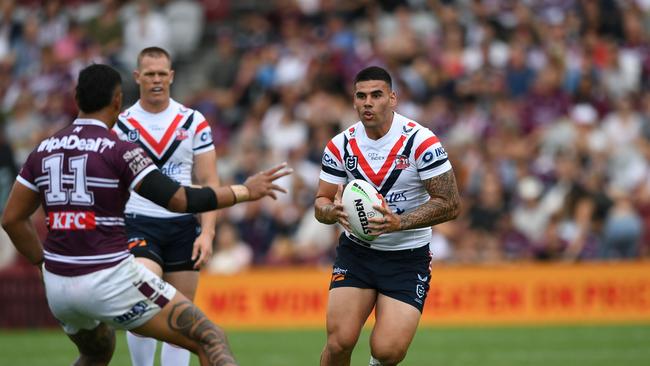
[1,325,649,365]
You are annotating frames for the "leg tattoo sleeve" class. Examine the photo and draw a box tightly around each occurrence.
[167,300,238,366]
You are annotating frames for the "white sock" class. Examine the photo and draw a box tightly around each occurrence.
[126,331,157,366]
[161,342,191,366]
[369,356,382,365]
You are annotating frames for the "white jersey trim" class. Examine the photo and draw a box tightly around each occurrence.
[44,249,130,264]
[130,165,156,190]
[16,175,38,192]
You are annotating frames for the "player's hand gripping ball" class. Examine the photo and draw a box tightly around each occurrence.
[341,179,384,241]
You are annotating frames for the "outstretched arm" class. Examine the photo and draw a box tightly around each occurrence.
[136,163,292,213]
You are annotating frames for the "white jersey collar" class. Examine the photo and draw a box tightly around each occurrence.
[73,118,109,129]
[357,112,403,142]
[134,98,179,116]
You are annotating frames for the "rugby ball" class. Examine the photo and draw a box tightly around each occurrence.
[341,179,384,241]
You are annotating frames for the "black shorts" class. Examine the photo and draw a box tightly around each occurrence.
[125,213,201,272]
[330,233,432,312]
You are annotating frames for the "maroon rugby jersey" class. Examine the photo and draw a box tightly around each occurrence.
[17,119,156,276]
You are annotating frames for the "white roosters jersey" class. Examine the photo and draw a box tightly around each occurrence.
[113,99,214,218]
[320,112,451,251]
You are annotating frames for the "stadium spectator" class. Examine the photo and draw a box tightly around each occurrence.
[0,130,16,270]
[207,221,252,275]
[1,0,650,266]
[120,0,170,70]
[2,89,45,166]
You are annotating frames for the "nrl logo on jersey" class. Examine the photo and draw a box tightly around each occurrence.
[127,129,140,142]
[176,128,189,141]
[345,156,358,171]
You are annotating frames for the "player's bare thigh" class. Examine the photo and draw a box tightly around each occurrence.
[164,270,200,300]
[326,287,377,341]
[370,294,422,357]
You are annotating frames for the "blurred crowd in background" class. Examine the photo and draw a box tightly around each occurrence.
[1,0,650,273]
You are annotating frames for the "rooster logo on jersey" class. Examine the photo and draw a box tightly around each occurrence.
[395,155,410,170]
[176,128,189,141]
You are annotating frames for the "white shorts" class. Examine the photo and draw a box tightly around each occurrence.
[43,256,177,335]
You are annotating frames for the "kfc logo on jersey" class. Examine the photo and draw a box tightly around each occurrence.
[345,156,358,171]
[48,211,96,230]
[127,129,140,142]
[395,155,410,169]
[176,128,189,141]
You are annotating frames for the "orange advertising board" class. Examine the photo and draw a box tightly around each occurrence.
[194,262,650,329]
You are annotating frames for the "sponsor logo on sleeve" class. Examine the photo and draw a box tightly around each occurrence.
[322,153,338,167]
[122,148,153,175]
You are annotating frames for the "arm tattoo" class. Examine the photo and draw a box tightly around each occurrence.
[168,300,238,366]
[399,169,460,230]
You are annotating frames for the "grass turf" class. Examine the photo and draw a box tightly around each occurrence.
[0,325,649,365]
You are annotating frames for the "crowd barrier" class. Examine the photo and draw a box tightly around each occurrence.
[195,261,650,329]
[2,261,650,328]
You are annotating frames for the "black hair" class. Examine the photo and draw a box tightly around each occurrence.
[353,66,392,89]
[75,64,122,113]
[137,46,172,69]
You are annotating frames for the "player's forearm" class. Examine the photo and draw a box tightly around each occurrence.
[199,211,218,238]
[197,174,220,238]
[398,197,460,231]
[168,185,248,213]
[314,197,337,224]
[1,219,44,265]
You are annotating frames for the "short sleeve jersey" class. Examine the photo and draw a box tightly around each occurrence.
[319,113,452,251]
[113,99,214,218]
[17,119,156,276]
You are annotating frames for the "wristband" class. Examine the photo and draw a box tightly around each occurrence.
[230,185,250,203]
